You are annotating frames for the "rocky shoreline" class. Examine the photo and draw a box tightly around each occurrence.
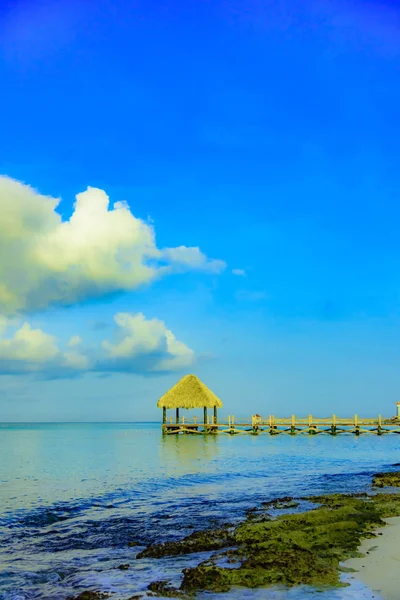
[69,469,400,600]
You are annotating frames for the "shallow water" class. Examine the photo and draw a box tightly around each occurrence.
[0,422,398,599]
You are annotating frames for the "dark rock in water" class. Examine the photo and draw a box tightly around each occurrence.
[244,508,271,524]
[128,540,141,547]
[181,565,232,594]
[117,563,130,570]
[261,496,299,509]
[373,471,400,488]
[137,528,235,559]
[67,592,110,600]
[147,580,185,597]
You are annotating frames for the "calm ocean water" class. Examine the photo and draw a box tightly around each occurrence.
[0,422,399,600]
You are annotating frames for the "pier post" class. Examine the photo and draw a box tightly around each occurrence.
[270,415,277,435]
[291,414,296,435]
[230,415,235,434]
[214,406,217,424]
[331,414,336,435]
[354,414,359,436]
[252,414,259,434]
[378,414,382,436]
[162,407,166,424]
[308,414,315,435]
[204,407,208,432]
[176,408,180,424]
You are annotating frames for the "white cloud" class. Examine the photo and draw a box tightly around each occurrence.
[101,312,195,374]
[0,316,8,335]
[67,335,82,347]
[0,176,225,315]
[0,312,195,378]
[0,322,59,364]
[232,268,246,276]
[162,246,225,273]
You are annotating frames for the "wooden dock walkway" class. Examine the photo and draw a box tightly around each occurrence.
[162,414,400,435]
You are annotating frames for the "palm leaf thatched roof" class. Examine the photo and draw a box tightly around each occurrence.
[157,374,223,409]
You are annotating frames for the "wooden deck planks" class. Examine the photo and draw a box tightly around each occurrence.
[162,415,400,435]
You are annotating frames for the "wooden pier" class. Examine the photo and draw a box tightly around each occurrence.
[158,374,400,436]
[163,414,400,435]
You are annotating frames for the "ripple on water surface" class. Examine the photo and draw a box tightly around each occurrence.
[0,422,398,599]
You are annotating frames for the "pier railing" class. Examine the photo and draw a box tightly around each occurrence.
[162,414,400,435]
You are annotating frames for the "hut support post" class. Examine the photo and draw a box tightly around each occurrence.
[291,414,296,435]
[214,406,217,425]
[204,407,208,432]
[176,408,180,425]
[308,414,314,435]
[162,407,167,424]
[378,414,382,436]
[331,414,336,435]
[354,414,359,436]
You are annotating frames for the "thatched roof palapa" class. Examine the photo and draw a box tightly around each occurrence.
[157,374,223,410]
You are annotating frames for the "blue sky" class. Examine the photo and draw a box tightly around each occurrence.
[1,0,400,421]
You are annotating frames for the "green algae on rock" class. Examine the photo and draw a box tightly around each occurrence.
[142,491,400,597]
[136,527,235,559]
[373,470,400,488]
[261,496,300,510]
[141,471,400,597]
[147,580,187,597]
[180,498,386,593]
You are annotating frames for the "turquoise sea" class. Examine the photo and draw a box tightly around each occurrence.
[0,422,399,600]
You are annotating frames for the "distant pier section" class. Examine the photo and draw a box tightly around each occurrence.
[157,375,400,436]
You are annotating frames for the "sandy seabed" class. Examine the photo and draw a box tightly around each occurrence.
[343,516,400,600]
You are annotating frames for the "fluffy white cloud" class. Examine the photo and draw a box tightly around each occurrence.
[0,312,195,377]
[0,323,59,364]
[0,176,225,315]
[100,312,195,374]
[67,335,82,347]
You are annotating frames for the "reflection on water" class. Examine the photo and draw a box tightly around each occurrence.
[160,433,220,474]
[0,423,398,600]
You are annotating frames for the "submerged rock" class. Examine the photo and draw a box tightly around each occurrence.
[67,592,111,600]
[147,580,186,597]
[261,495,299,509]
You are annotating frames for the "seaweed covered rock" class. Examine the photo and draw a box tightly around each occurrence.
[136,527,235,559]
[181,565,233,593]
[369,492,400,517]
[147,580,186,597]
[144,491,400,597]
[373,471,400,488]
[261,496,299,510]
[179,495,393,594]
